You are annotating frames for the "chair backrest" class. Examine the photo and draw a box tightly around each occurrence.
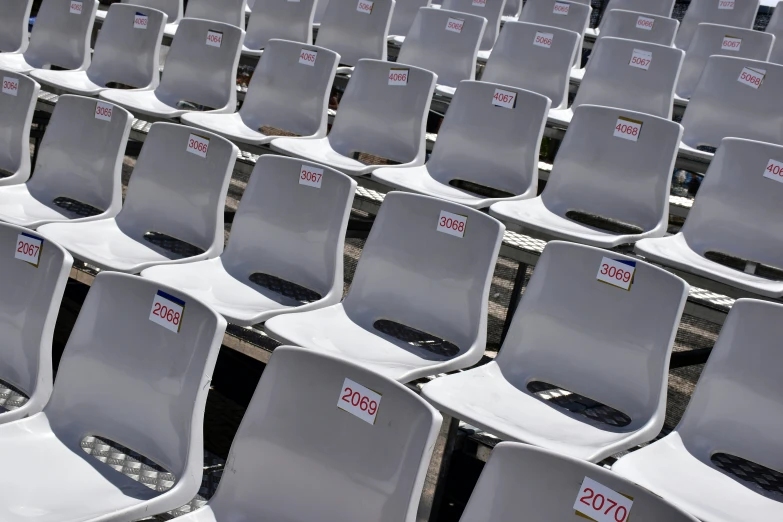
[28,95,132,213]
[521,0,591,65]
[314,0,330,23]
[155,18,245,112]
[222,155,356,301]
[185,0,248,27]
[0,223,72,420]
[316,0,395,65]
[482,21,579,109]
[343,192,504,358]
[676,23,773,98]
[397,8,486,88]
[87,3,167,90]
[675,0,760,51]
[426,80,550,200]
[45,272,226,479]
[766,5,783,64]
[441,0,506,52]
[0,0,34,52]
[680,55,783,150]
[596,9,679,47]
[116,123,238,256]
[573,37,684,119]
[327,59,436,165]
[121,0,183,24]
[541,104,683,234]
[389,0,431,36]
[240,39,339,139]
[601,0,675,19]
[0,73,39,185]
[460,442,700,521]
[206,346,441,522]
[245,0,317,48]
[23,0,98,70]
[498,241,688,427]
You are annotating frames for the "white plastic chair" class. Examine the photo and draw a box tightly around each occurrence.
[0,271,226,521]
[265,192,505,382]
[675,0,760,51]
[0,223,72,424]
[614,298,783,521]
[388,0,431,40]
[676,23,773,99]
[502,0,523,21]
[0,0,97,74]
[37,123,238,273]
[270,59,436,176]
[0,0,34,53]
[422,241,689,462]
[182,39,338,147]
[315,0,395,67]
[0,95,132,229]
[373,80,550,207]
[520,0,591,66]
[481,21,580,109]
[30,3,167,96]
[96,0,183,35]
[165,0,248,38]
[396,7,486,96]
[589,0,675,36]
[0,73,39,187]
[242,0,318,55]
[172,346,442,522]
[99,19,245,122]
[766,5,783,64]
[461,442,700,521]
[441,0,507,62]
[490,105,683,248]
[141,155,356,325]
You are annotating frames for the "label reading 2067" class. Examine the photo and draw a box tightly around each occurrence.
[15,233,43,267]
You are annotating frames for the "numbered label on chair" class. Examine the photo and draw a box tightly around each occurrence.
[574,476,634,522]
[388,68,409,85]
[534,31,554,48]
[338,378,382,424]
[446,17,465,33]
[206,30,223,47]
[472,0,487,6]
[492,88,516,109]
[357,0,374,13]
[437,210,467,238]
[721,35,742,51]
[629,49,652,70]
[614,116,642,142]
[70,1,83,14]
[299,164,323,188]
[2,77,18,96]
[635,15,654,30]
[95,101,113,121]
[15,233,43,267]
[553,1,570,15]
[187,133,210,158]
[737,66,765,89]
[763,158,783,183]
[597,257,636,291]
[149,290,185,333]
[718,0,735,9]
[299,48,317,66]
[134,12,148,29]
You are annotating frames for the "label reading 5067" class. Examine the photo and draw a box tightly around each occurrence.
[338,378,382,425]
[149,290,185,333]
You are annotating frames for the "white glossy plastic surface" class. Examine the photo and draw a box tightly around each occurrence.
[0,73,39,186]
[107,0,182,35]
[165,0,248,37]
[597,9,679,46]
[599,0,675,18]
[243,0,317,53]
[441,0,507,58]
[766,5,783,64]
[0,0,34,53]
[521,0,591,66]
[316,0,395,66]
[675,0,759,51]
[389,0,431,37]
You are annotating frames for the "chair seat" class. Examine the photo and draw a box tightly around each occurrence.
[163,22,180,38]
[422,361,645,462]
[476,49,491,63]
[240,45,264,58]
[30,70,105,97]
[388,35,406,46]
[0,53,35,74]
[547,107,574,127]
[270,137,376,176]
[678,141,714,163]
[613,432,783,522]
[0,185,77,229]
[173,506,219,522]
[635,233,783,297]
[500,14,519,22]
[434,84,456,97]
[569,66,586,83]
[100,89,183,121]
[181,112,273,147]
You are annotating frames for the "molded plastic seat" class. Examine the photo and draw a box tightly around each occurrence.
[99,19,245,121]
[0,272,226,522]
[172,346,441,522]
[0,0,97,74]
[766,5,783,64]
[0,0,34,53]
[164,0,248,38]
[636,138,783,297]
[315,0,395,66]
[422,241,689,462]
[265,192,505,382]
[461,442,700,521]
[481,21,580,109]
[588,0,675,36]
[0,73,39,186]
[0,95,132,229]
[614,298,783,521]
[141,156,356,325]
[96,0,183,35]
[30,4,167,96]
[270,59,436,176]
[490,105,683,248]
[397,7,486,96]
[549,37,684,126]
[37,123,238,273]
[182,39,338,147]
[0,223,72,424]
[389,0,432,39]
[441,0,507,62]
[675,23,773,99]
[242,0,317,55]
[678,56,783,162]
[501,0,522,21]
[373,80,550,207]
[675,0,760,51]
[521,0,591,66]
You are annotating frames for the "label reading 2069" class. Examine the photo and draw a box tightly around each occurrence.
[338,378,381,425]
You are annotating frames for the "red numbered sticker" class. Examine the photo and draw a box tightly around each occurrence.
[613,116,642,142]
[187,133,210,158]
[357,0,374,13]
[636,15,654,30]
[534,31,554,48]
[15,233,43,268]
[721,35,742,51]
[718,0,735,9]
[149,290,185,333]
[597,257,636,291]
[338,378,382,425]
[574,476,634,522]
[299,164,324,188]
[446,17,465,33]
[553,1,570,15]
[492,88,516,109]
[299,48,317,66]
[94,101,113,121]
[763,158,783,183]
[388,68,409,86]
[70,1,83,14]
[206,30,223,47]
[437,210,467,238]
[134,12,148,29]
[472,0,487,6]
[737,66,765,89]
[2,77,18,96]
[629,49,652,71]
